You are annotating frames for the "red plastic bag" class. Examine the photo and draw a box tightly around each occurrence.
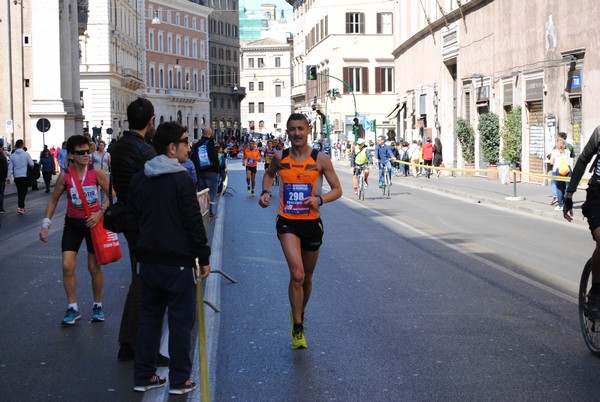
[90,215,122,265]
[70,166,122,265]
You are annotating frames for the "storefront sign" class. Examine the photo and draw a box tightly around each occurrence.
[525,77,544,101]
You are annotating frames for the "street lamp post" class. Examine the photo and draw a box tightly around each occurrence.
[6,0,15,149]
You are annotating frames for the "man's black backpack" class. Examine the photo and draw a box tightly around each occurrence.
[401,149,410,162]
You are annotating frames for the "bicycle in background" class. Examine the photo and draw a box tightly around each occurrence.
[356,165,368,201]
[381,163,392,197]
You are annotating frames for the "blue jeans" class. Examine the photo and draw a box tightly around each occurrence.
[378,161,392,186]
[198,170,219,214]
[553,170,570,207]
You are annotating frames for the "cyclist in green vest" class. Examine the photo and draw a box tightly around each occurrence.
[350,138,372,194]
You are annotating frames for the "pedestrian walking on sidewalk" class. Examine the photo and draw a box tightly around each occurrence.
[38,135,111,326]
[258,113,343,349]
[7,139,34,214]
[422,138,434,178]
[128,121,211,395]
[39,148,56,193]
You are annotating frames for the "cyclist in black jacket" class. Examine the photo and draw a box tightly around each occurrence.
[565,126,600,318]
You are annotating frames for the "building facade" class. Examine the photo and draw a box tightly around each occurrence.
[240,37,293,138]
[146,0,211,139]
[79,0,145,142]
[287,0,396,145]
[393,0,600,181]
[207,0,244,141]
[0,0,84,155]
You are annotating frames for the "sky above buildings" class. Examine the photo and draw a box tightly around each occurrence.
[239,0,292,16]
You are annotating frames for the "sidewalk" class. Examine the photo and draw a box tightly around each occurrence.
[333,160,588,226]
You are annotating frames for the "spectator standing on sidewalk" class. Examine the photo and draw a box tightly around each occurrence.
[549,138,571,210]
[7,139,34,214]
[0,144,8,213]
[433,137,443,177]
[91,140,111,205]
[57,141,68,172]
[409,140,420,177]
[259,113,343,349]
[129,121,211,395]
[422,138,434,178]
[110,98,160,363]
[550,132,575,205]
[190,127,220,218]
[39,147,56,193]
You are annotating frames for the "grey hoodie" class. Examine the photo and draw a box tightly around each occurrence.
[8,148,34,178]
[143,154,186,177]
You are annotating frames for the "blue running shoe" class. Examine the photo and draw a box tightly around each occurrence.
[62,307,81,326]
[91,305,105,322]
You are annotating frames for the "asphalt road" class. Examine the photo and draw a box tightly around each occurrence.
[213,160,600,401]
[1,159,600,401]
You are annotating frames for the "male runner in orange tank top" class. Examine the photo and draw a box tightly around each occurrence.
[259,113,342,349]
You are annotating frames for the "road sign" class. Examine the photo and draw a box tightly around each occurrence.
[36,118,51,133]
[5,120,13,134]
[362,120,371,131]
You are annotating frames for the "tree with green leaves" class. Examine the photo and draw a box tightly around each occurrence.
[500,106,522,167]
[456,117,475,163]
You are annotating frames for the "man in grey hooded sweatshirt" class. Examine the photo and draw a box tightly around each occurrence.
[127,121,211,395]
[7,139,34,214]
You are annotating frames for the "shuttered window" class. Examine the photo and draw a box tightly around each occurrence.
[346,12,364,34]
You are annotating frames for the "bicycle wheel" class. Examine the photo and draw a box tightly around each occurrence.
[579,258,600,355]
[358,173,365,200]
[385,170,391,197]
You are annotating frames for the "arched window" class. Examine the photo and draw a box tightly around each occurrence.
[185,72,190,90]
[149,67,155,87]
[177,110,183,124]
[159,68,164,88]
[177,70,182,89]
[169,70,173,88]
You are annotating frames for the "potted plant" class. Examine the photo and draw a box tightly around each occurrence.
[478,112,500,179]
[500,106,522,182]
[456,117,475,175]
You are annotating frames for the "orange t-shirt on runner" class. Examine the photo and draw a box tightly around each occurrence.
[244,148,261,167]
[278,148,322,220]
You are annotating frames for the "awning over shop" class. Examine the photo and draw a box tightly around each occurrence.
[386,102,405,119]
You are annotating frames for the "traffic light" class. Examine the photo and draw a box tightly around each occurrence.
[307,65,317,81]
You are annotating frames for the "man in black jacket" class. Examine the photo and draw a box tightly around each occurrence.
[190,127,220,218]
[110,98,159,362]
[129,121,211,395]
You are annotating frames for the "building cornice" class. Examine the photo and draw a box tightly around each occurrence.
[392,0,491,58]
